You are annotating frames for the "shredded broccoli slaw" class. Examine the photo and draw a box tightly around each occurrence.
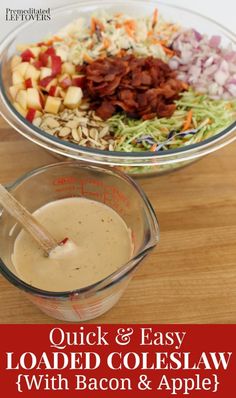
[107,90,236,152]
[56,10,179,65]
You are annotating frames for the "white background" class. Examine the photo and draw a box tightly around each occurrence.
[0,0,235,41]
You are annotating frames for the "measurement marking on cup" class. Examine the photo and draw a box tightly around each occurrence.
[53,176,78,185]
[55,185,79,193]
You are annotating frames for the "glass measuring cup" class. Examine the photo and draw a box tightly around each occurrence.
[0,162,159,321]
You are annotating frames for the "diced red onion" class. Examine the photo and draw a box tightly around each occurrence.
[227,84,236,96]
[193,29,203,41]
[209,35,221,48]
[169,29,236,99]
[168,58,179,69]
[214,70,228,86]
[228,78,236,84]
[224,51,236,62]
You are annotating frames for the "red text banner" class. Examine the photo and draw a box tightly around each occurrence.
[0,324,235,397]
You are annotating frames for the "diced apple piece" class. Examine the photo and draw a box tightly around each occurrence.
[39,77,57,92]
[39,52,49,67]
[44,47,56,56]
[13,102,27,117]
[39,91,45,108]
[40,77,57,92]
[48,86,60,97]
[44,96,61,114]
[58,74,72,89]
[33,60,43,70]
[25,78,33,89]
[49,86,56,97]
[55,47,68,62]
[62,62,76,75]
[25,64,40,80]
[29,47,41,57]
[12,71,24,85]
[39,76,54,88]
[21,49,35,62]
[11,55,22,71]
[46,78,57,92]
[26,109,42,122]
[72,75,86,89]
[58,87,66,99]
[24,78,37,88]
[9,84,24,100]
[35,110,43,117]
[63,86,83,109]
[50,55,62,76]
[40,67,52,80]
[26,108,36,123]
[16,90,28,109]
[26,88,42,110]
[13,62,30,78]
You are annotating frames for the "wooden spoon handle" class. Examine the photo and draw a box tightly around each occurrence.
[0,184,58,256]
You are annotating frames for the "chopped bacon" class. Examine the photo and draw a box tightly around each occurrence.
[84,55,186,120]
[96,101,116,120]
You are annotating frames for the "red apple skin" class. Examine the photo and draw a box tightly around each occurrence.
[21,49,35,62]
[49,86,57,96]
[45,47,56,56]
[33,60,43,69]
[72,76,86,89]
[26,108,36,123]
[39,52,49,67]
[39,91,45,108]
[60,76,72,89]
[25,78,33,89]
[51,55,62,77]
[39,76,54,88]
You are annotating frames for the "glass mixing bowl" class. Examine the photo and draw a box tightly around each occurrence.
[0,0,236,176]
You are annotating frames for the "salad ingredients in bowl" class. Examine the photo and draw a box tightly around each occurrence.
[0,0,236,175]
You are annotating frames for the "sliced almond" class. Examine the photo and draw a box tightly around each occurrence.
[99,126,109,138]
[66,119,80,129]
[82,126,89,137]
[33,117,42,127]
[58,127,71,137]
[44,117,60,129]
[89,128,98,141]
[71,128,80,141]
[77,117,89,125]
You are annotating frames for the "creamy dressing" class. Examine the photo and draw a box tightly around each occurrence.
[12,198,133,292]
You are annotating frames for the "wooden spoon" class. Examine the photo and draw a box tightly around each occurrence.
[0,184,59,256]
